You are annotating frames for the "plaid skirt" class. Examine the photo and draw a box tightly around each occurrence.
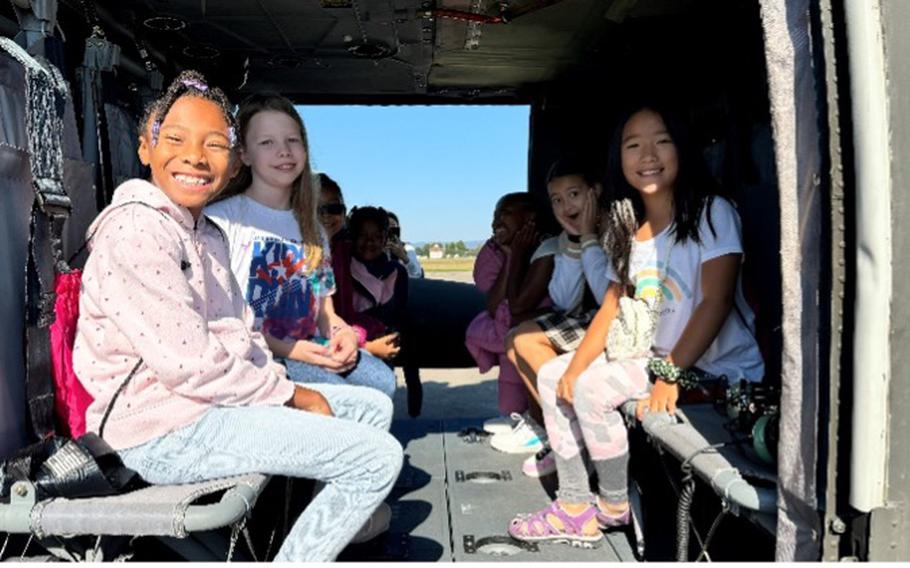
[535,308,598,353]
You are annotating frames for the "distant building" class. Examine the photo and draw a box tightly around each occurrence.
[429,244,444,259]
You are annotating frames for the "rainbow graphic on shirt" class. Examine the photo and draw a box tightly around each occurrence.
[633,261,692,302]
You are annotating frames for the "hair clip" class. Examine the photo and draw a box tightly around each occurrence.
[180,78,209,91]
[228,126,237,147]
[151,119,161,147]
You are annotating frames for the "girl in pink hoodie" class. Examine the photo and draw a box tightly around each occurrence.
[72,71,402,562]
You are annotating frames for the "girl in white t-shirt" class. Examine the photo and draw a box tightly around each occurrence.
[206,93,396,398]
[508,105,764,547]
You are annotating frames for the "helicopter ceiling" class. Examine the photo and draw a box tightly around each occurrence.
[40,0,697,103]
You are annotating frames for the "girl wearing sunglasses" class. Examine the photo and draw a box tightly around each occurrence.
[318,173,403,362]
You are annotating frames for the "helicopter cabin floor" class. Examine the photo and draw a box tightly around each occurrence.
[338,416,637,562]
[335,367,636,561]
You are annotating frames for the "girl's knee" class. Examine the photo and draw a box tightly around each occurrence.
[377,389,394,419]
[537,357,567,390]
[573,374,601,413]
[509,322,542,354]
[359,384,395,425]
[377,374,396,399]
[358,351,397,397]
[373,431,404,485]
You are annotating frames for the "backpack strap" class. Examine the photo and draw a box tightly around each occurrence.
[0,38,73,441]
[97,359,142,439]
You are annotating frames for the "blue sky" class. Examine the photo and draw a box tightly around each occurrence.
[298,105,529,244]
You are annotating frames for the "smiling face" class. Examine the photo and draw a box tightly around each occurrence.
[547,174,596,231]
[620,108,679,198]
[355,218,387,262]
[492,195,533,246]
[137,95,233,218]
[318,185,346,238]
[240,110,307,193]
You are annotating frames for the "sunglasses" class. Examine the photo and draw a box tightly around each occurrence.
[318,203,345,216]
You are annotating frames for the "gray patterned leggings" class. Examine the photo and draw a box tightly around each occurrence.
[118,383,403,561]
[537,353,650,505]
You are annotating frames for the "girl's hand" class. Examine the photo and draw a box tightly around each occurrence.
[328,327,359,372]
[365,332,401,360]
[578,188,599,236]
[635,379,680,420]
[510,220,538,258]
[556,371,580,404]
[554,209,580,236]
[387,239,409,264]
[289,340,344,368]
[287,385,334,416]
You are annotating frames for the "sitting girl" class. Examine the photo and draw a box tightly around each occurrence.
[317,173,401,361]
[73,71,402,561]
[464,192,557,454]
[508,105,763,546]
[506,159,611,477]
[347,206,409,342]
[205,94,396,398]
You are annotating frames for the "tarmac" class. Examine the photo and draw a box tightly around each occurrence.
[391,271,500,422]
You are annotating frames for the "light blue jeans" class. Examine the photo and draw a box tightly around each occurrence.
[284,349,397,398]
[119,383,403,562]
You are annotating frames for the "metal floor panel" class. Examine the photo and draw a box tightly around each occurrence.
[360,418,638,562]
[341,419,451,562]
[442,418,635,562]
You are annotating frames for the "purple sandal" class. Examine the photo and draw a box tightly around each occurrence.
[508,501,604,547]
[596,507,631,530]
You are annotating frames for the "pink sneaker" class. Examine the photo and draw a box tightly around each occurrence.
[522,447,557,477]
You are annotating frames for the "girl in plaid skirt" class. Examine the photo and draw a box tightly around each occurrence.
[504,158,611,477]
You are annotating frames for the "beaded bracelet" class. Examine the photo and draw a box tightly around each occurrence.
[647,357,700,390]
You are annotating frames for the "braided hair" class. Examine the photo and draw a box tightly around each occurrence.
[140,70,237,149]
[215,93,323,273]
[603,104,720,287]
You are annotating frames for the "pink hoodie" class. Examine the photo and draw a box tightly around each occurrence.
[73,179,295,451]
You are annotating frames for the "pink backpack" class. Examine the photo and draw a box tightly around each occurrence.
[49,270,93,437]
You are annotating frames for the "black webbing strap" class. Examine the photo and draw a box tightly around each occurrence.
[0,37,73,441]
[24,211,64,440]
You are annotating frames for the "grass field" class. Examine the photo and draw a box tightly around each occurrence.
[420,257,476,272]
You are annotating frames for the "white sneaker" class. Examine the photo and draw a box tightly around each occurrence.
[522,447,557,477]
[522,447,595,478]
[350,502,392,544]
[490,413,546,454]
[483,413,519,435]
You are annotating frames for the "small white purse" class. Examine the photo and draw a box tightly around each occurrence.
[604,244,671,361]
[605,295,659,361]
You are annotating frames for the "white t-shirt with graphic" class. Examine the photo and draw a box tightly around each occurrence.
[205,195,335,342]
[606,197,764,381]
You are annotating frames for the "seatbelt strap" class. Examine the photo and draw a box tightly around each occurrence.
[0,37,72,440]
[77,34,119,208]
